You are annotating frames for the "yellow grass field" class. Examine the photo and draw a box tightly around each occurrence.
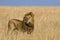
[0,6,60,40]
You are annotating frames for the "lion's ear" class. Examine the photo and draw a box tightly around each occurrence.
[25,12,34,16]
[28,12,32,14]
[29,12,34,17]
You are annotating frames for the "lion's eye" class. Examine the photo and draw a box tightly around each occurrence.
[26,15,31,18]
[25,16,29,20]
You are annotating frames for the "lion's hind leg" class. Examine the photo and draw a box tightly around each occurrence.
[7,20,16,35]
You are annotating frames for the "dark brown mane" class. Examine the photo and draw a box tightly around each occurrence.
[22,12,34,34]
[24,12,34,17]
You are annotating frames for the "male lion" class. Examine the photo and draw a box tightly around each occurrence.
[7,12,34,34]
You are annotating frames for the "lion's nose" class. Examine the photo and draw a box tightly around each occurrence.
[27,21,29,24]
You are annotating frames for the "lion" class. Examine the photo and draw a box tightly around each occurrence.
[7,12,34,34]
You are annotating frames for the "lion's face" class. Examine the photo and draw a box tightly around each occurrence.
[23,12,34,27]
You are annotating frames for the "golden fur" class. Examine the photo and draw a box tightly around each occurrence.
[7,12,34,34]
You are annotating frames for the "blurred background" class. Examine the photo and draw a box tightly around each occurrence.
[0,6,60,40]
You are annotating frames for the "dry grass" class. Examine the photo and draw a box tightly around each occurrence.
[0,6,60,40]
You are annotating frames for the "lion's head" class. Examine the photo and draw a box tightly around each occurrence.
[22,12,34,34]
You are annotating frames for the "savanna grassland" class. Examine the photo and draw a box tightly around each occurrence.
[0,6,60,40]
